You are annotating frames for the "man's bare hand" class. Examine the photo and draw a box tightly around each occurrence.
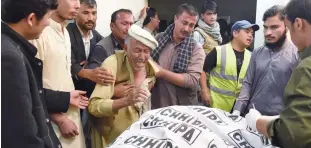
[201,90,212,105]
[58,118,79,139]
[124,88,148,106]
[114,82,135,98]
[83,67,114,85]
[70,90,89,109]
[138,6,149,20]
[149,60,163,78]
[148,82,155,90]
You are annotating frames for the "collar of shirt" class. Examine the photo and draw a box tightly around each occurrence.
[299,45,311,60]
[49,19,68,33]
[111,34,123,49]
[76,22,94,40]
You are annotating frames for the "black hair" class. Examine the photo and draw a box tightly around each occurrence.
[143,7,157,26]
[111,9,132,23]
[200,0,218,14]
[283,0,311,24]
[2,0,58,23]
[262,5,285,22]
[80,0,97,8]
[176,3,198,18]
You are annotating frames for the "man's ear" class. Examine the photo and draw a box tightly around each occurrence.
[174,15,178,21]
[200,13,204,19]
[233,30,238,38]
[300,18,310,33]
[294,18,303,32]
[26,13,36,27]
[110,22,114,31]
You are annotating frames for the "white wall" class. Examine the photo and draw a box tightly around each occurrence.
[96,0,148,37]
[254,0,290,48]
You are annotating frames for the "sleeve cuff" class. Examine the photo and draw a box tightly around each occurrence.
[267,119,281,147]
[135,18,144,27]
[267,119,276,137]
[57,91,70,113]
[72,64,83,78]
[233,101,245,113]
[183,74,196,88]
[98,99,117,116]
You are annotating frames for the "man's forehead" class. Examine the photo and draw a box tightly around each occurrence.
[239,28,254,32]
[264,15,284,24]
[178,12,198,23]
[80,4,97,11]
[117,12,134,21]
[204,10,216,14]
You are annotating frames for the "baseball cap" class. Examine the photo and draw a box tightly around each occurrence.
[231,20,259,33]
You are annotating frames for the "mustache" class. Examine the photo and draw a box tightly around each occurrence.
[85,21,95,25]
[181,30,190,35]
[135,58,144,63]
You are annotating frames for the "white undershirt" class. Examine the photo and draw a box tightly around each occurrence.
[77,23,93,59]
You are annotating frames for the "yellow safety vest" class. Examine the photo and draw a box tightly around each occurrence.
[209,43,251,112]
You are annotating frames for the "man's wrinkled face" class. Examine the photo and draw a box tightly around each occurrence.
[174,12,198,40]
[126,38,151,72]
[76,3,97,30]
[201,10,217,26]
[264,15,287,48]
[111,12,134,42]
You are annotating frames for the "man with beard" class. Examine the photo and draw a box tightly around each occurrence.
[233,5,299,116]
[245,0,311,147]
[150,4,205,109]
[67,0,111,95]
[66,2,111,146]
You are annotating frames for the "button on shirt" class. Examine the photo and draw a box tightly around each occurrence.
[77,23,93,59]
[233,39,299,116]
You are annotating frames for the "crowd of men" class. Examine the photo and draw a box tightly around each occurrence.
[2,0,311,148]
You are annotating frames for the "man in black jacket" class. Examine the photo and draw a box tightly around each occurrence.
[67,0,113,94]
[1,0,88,147]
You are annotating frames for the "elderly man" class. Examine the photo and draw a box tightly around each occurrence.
[88,24,159,148]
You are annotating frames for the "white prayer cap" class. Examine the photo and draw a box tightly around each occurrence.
[128,24,158,50]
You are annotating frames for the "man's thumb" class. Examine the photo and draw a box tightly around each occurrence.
[76,90,86,95]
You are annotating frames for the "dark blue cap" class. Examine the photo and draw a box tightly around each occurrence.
[231,20,259,33]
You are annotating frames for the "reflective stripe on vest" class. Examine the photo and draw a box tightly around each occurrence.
[209,43,251,111]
